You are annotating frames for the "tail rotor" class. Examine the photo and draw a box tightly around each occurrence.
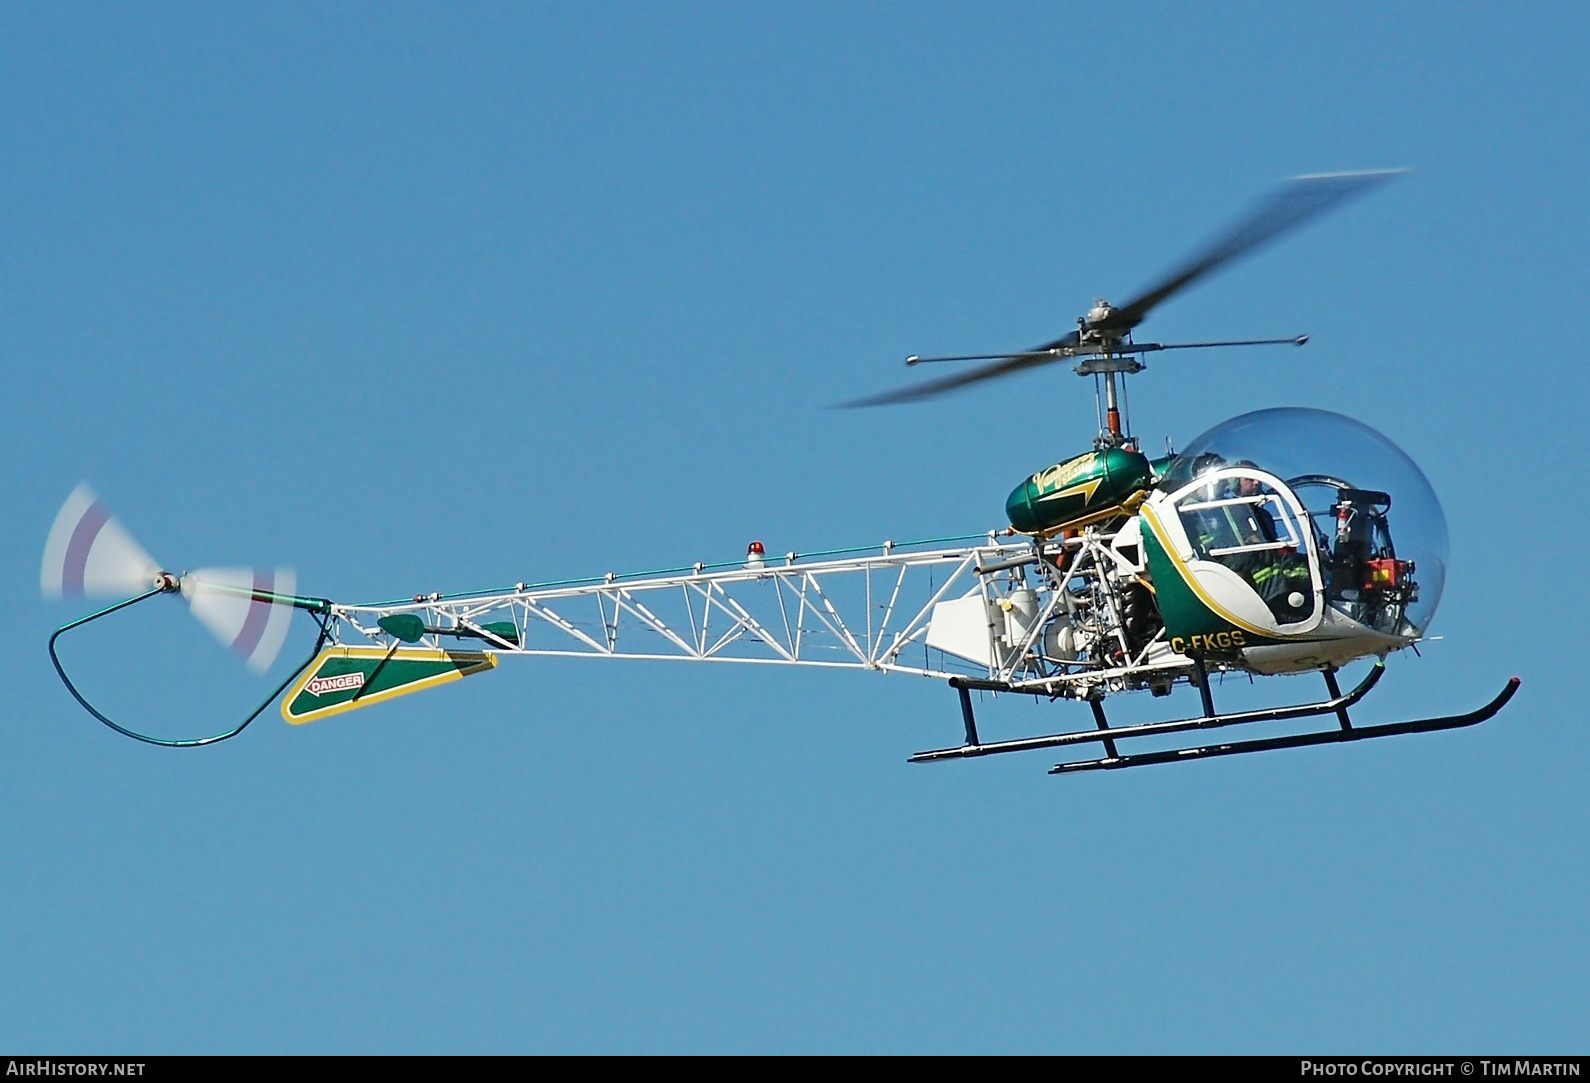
[43,484,301,674]
[42,484,161,600]
[182,568,299,674]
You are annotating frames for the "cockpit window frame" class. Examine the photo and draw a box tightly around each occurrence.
[1165,467,1325,630]
[1174,492,1304,557]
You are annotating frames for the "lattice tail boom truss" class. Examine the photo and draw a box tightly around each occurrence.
[331,538,1034,680]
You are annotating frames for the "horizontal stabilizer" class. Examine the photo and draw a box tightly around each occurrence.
[282,645,497,725]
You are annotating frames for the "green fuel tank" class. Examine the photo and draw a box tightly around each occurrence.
[1006,447,1156,534]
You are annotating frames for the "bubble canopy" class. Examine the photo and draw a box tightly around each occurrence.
[1159,408,1448,634]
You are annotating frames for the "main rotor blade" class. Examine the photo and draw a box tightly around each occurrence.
[851,172,1395,406]
[841,344,1073,406]
[1023,329,1085,355]
[42,484,162,599]
[1106,169,1404,330]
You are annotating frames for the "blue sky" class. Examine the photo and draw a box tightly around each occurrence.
[4,2,1587,1053]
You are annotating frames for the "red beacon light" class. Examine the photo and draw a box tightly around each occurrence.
[746,540,766,570]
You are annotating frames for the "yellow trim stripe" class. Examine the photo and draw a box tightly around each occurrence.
[1140,501,1282,640]
[1018,490,1150,540]
[1036,478,1103,505]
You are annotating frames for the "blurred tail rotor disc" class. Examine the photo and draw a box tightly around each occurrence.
[182,568,298,674]
[41,483,161,600]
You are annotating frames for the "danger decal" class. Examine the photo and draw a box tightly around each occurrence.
[305,672,366,697]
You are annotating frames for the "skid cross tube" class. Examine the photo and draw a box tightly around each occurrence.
[956,684,981,746]
[1323,666,1352,731]
[1049,676,1521,774]
[1089,695,1119,760]
[910,662,1387,763]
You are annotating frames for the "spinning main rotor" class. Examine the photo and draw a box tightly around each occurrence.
[850,169,1403,442]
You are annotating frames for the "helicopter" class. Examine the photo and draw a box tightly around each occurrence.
[41,170,1518,772]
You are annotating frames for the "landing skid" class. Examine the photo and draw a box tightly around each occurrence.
[909,663,1520,774]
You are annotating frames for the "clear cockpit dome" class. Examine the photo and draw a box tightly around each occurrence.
[1159,408,1448,635]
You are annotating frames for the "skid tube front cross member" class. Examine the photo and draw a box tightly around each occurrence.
[909,661,1521,774]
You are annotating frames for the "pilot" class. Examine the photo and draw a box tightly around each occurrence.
[1226,464,1311,621]
[1190,451,1226,496]
[1186,462,1304,621]
[1232,465,1278,542]
[1184,453,1231,557]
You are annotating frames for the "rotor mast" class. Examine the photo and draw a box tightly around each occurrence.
[1074,299,1145,449]
[1080,356,1134,447]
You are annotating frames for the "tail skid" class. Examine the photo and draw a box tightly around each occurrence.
[47,581,334,747]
